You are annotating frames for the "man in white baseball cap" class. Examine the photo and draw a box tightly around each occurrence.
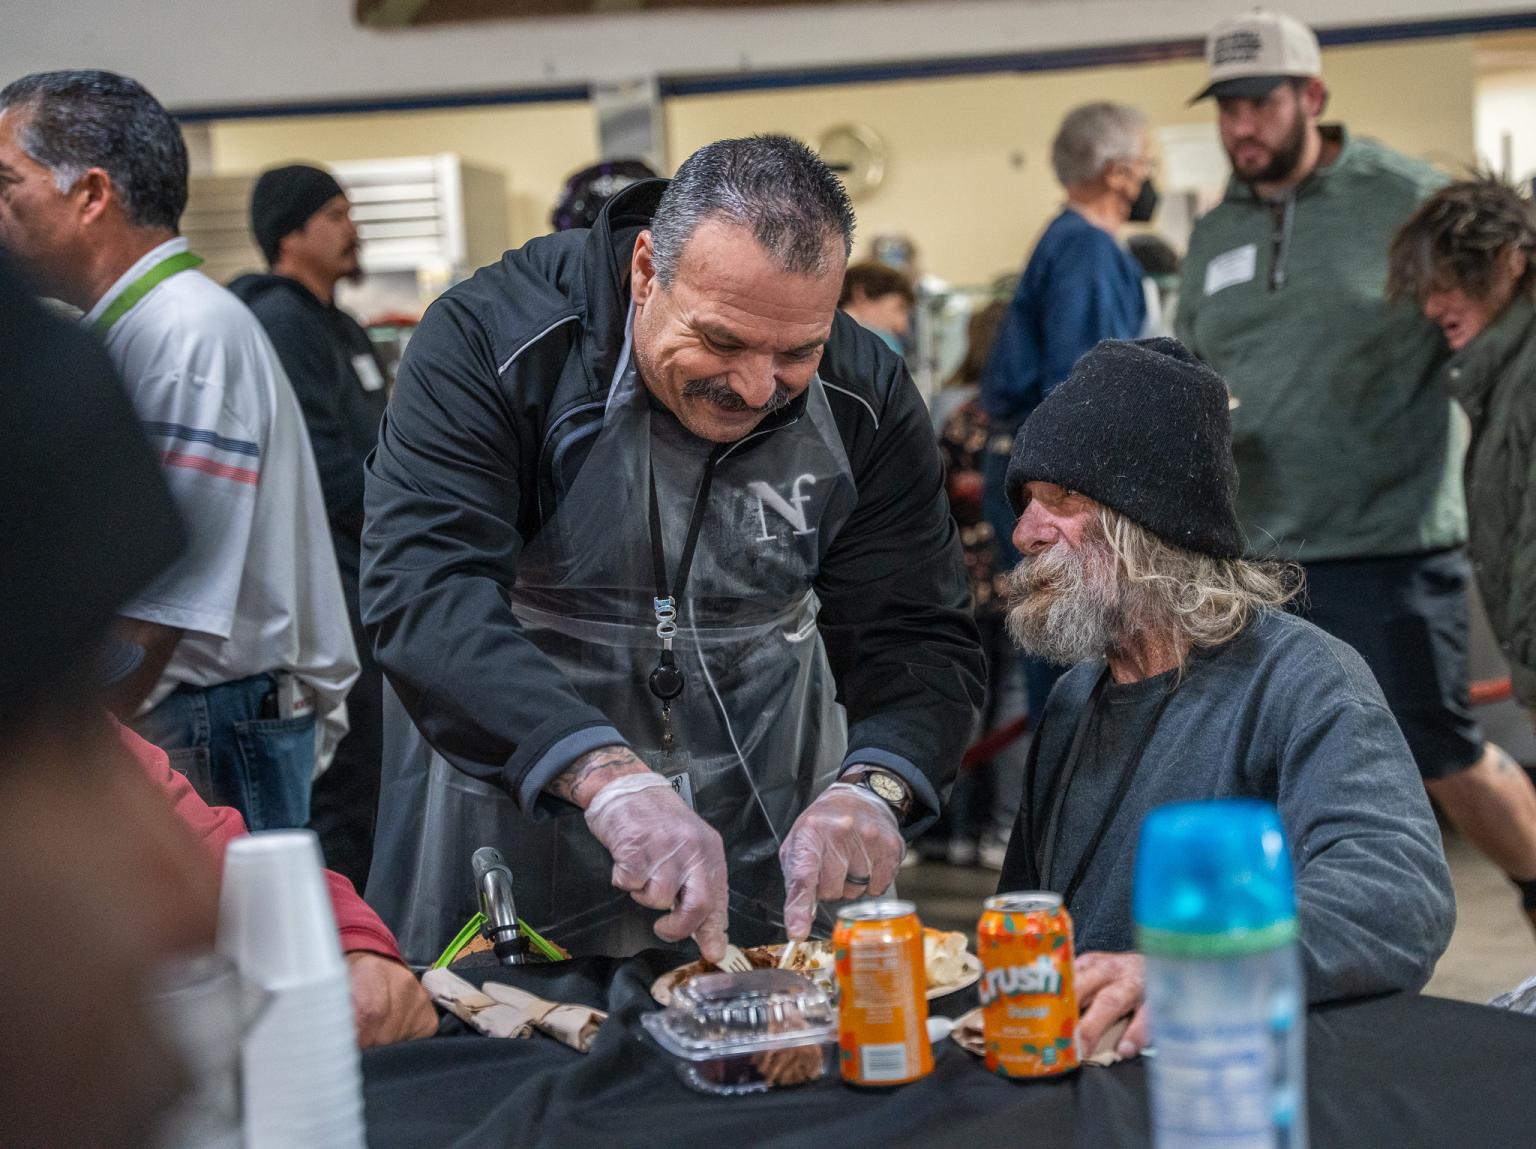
[1176,9,1536,936]
[1190,7,1322,103]
[1190,8,1328,186]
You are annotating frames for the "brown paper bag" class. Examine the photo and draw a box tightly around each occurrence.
[422,970,607,1052]
[950,1006,1132,1067]
[480,981,606,1052]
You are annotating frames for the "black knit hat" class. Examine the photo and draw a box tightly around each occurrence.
[1005,337,1244,559]
[250,164,345,265]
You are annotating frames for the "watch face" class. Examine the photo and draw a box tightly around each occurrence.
[868,772,905,803]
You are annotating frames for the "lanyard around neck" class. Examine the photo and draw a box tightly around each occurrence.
[91,250,204,336]
[645,448,725,704]
[1032,666,1176,908]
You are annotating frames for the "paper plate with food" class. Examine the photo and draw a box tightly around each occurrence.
[650,929,980,1006]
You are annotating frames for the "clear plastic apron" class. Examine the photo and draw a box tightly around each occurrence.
[371,337,857,964]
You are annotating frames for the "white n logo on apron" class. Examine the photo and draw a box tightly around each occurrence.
[750,475,819,541]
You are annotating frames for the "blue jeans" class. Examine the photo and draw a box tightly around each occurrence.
[132,673,316,831]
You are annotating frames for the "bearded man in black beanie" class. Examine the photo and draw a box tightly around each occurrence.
[996,337,1455,1059]
[232,164,389,888]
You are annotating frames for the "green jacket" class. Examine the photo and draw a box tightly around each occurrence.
[1446,299,1536,704]
[1176,126,1465,562]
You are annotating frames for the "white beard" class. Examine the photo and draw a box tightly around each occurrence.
[1004,538,1118,667]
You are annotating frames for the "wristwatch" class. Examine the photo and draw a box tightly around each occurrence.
[845,766,914,824]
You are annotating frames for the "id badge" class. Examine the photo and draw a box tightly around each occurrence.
[352,353,385,392]
[668,769,695,810]
[642,748,696,810]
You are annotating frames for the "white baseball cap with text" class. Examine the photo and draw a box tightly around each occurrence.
[1191,8,1322,103]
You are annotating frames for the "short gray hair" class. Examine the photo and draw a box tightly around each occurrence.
[0,70,188,232]
[650,135,855,286]
[1050,102,1148,188]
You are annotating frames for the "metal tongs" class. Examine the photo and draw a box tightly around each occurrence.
[473,847,530,967]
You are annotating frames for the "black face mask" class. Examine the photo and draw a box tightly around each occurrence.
[1129,177,1160,223]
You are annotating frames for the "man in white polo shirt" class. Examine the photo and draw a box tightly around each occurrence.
[0,69,357,831]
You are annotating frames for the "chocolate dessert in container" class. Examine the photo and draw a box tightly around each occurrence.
[640,969,836,1096]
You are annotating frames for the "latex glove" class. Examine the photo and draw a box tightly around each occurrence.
[780,781,905,942]
[583,772,729,963]
[347,952,439,1048]
[1075,951,1150,1058]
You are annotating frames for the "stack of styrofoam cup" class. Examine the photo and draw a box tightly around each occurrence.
[218,830,366,1149]
[143,953,247,1149]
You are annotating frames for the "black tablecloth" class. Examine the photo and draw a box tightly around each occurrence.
[363,951,1536,1148]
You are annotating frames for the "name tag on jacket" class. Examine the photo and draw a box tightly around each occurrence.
[1204,244,1257,297]
[352,353,385,392]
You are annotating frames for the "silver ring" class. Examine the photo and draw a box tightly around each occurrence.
[846,873,871,886]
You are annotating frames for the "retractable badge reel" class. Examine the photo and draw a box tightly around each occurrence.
[650,596,684,753]
[646,449,723,756]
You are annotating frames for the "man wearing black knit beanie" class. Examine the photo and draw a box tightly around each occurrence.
[995,337,1454,1059]
[231,165,389,889]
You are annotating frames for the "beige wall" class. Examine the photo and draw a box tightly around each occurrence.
[668,36,1477,284]
[207,35,1475,283]
[1478,70,1536,179]
[207,101,598,250]
[1326,37,1476,173]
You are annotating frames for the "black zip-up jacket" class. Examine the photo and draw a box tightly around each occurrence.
[228,272,388,616]
[361,181,984,829]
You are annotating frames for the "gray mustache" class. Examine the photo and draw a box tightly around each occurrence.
[682,377,793,414]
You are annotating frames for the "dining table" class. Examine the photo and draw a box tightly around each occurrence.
[361,949,1536,1148]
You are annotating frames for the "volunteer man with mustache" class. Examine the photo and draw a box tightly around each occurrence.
[362,135,985,964]
[232,165,391,892]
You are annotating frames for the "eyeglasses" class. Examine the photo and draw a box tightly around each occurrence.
[1112,154,1161,179]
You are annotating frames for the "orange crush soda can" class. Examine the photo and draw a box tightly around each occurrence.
[833,899,934,1086]
[977,891,1080,1078]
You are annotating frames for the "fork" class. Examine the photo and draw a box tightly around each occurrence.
[717,943,753,973]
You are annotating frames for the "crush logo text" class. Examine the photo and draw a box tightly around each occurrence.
[978,955,1063,1004]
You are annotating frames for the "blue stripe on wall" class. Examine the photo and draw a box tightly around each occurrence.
[173,9,1536,122]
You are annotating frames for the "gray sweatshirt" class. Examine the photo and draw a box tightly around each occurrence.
[998,610,1455,1003]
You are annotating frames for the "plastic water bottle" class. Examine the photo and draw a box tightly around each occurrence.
[1134,799,1307,1149]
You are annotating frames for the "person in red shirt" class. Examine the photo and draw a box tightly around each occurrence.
[117,718,435,1046]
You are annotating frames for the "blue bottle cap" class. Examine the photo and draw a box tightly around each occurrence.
[1133,799,1297,957]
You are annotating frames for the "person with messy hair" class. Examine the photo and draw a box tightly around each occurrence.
[1390,176,1536,931]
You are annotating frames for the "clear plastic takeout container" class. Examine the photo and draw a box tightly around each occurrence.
[640,968,837,1096]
